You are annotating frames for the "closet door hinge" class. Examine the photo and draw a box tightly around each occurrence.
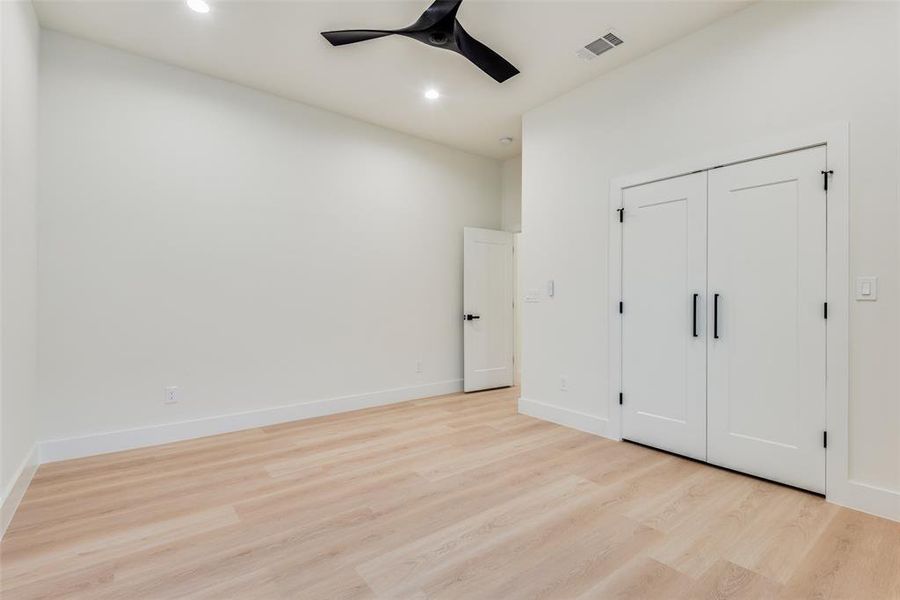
[618,301,624,314]
[820,170,833,191]
[823,431,828,449]
[619,392,623,405]
[823,302,828,319]
[617,208,624,223]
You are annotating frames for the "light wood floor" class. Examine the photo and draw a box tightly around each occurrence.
[3,388,899,600]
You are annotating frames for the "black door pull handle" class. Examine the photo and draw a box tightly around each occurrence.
[692,293,699,337]
[713,294,720,339]
[464,314,481,321]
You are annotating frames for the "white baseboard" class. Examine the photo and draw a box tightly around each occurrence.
[29,384,900,525]
[520,397,899,524]
[829,479,900,523]
[40,379,463,463]
[1,444,39,538]
[518,397,615,439]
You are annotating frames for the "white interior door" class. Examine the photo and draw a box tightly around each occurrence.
[707,146,827,493]
[622,172,708,460]
[463,227,514,392]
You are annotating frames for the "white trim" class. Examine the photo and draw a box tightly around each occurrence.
[518,397,611,437]
[829,480,900,523]
[1,444,39,538]
[40,379,462,463]
[609,123,847,191]
[607,166,624,444]
[608,122,897,523]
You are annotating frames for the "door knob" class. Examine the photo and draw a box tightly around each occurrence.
[464,314,481,321]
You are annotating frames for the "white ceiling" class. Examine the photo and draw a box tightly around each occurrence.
[34,0,750,159]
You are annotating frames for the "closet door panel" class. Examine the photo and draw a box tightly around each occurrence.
[622,172,707,460]
[707,146,826,493]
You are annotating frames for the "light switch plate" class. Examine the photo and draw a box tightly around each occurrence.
[524,289,541,303]
[856,276,878,301]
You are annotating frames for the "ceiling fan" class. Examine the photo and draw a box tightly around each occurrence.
[320,0,519,84]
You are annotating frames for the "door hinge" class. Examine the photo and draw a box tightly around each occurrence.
[619,392,623,405]
[824,302,828,319]
[617,208,624,223]
[618,301,624,314]
[823,431,828,448]
[821,169,833,191]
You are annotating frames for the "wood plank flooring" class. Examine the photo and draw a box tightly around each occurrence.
[2,387,899,599]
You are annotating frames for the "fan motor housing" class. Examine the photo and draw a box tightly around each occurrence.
[428,31,449,46]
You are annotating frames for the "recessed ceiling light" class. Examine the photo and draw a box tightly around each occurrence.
[186,0,210,14]
[499,137,514,145]
[424,88,440,100]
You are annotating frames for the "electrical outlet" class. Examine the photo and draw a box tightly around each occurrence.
[164,386,179,405]
[559,376,568,392]
[416,360,423,373]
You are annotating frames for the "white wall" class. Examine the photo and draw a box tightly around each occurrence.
[1,0,40,530]
[501,156,521,233]
[38,32,501,455]
[521,1,900,517]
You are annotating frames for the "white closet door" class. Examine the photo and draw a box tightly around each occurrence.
[622,172,707,460]
[707,146,826,493]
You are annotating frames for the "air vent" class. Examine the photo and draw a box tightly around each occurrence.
[577,31,624,61]
[602,32,623,47]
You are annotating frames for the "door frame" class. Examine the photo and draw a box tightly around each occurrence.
[608,122,857,511]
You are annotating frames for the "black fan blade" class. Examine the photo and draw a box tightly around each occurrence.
[321,30,394,46]
[454,23,519,83]
[406,0,463,31]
